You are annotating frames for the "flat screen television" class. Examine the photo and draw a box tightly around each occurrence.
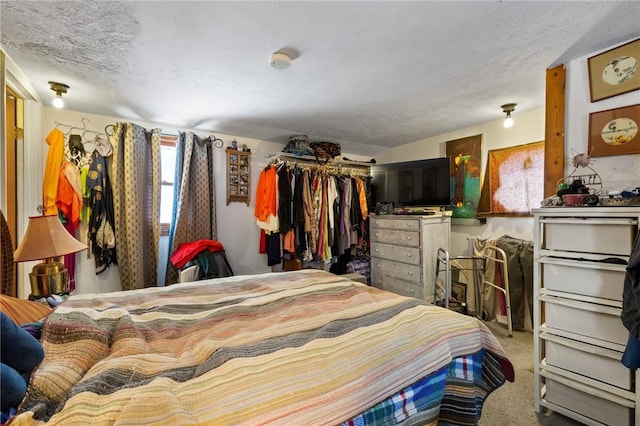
[371,157,451,209]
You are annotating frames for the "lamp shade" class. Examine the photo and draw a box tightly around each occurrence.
[14,215,87,262]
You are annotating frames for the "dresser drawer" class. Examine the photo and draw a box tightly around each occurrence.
[545,336,631,390]
[545,379,632,426]
[370,218,420,231]
[544,296,627,345]
[542,217,636,256]
[371,257,421,284]
[541,258,625,301]
[370,229,420,247]
[371,273,423,299]
[371,242,420,265]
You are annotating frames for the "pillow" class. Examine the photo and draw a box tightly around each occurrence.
[0,295,52,325]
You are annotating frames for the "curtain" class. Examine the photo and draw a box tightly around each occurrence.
[112,123,161,290]
[165,131,217,284]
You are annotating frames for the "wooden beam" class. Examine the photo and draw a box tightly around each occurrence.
[544,64,566,198]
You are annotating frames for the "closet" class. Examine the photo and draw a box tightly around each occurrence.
[254,153,372,269]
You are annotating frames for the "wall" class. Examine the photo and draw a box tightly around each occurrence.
[565,41,640,191]
[376,108,545,256]
[18,108,369,296]
[8,38,639,297]
[375,36,640,258]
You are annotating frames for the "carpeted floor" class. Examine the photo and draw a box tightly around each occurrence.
[478,320,584,426]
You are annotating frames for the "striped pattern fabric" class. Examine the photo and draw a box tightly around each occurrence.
[13,270,512,425]
[0,295,52,325]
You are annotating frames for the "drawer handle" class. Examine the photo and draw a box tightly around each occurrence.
[377,263,381,268]
[375,248,379,252]
[406,236,411,240]
[376,233,380,238]
[406,253,412,257]
[408,272,413,276]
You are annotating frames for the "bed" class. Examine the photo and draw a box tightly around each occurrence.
[11,270,513,425]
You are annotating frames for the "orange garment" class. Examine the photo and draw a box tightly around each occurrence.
[43,129,65,215]
[56,162,82,229]
[356,177,368,218]
[283,229,295,253]
[254,165,278,231]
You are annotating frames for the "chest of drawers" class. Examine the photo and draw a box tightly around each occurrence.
[370,215,450,303]
[533,207,640,426]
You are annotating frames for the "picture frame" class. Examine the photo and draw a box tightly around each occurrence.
[588,104,640,157]
[587,38,640,102]
[451,281,467,304]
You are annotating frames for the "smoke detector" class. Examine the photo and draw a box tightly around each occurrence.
[270,52,291,69]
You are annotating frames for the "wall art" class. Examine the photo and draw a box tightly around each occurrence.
[588,38,640,102]
[588,103,640,157]
[445,134,482,218]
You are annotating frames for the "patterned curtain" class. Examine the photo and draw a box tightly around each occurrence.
[111,123,161,290]
[165,131,217,284]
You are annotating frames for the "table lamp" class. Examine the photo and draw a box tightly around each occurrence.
[13,214,87,297]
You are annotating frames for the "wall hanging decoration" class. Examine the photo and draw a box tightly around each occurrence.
[588,103,640,157]
[445,134,482,218]
[226,146,251,205]
[588,38,640,102]
[478,141,545,214]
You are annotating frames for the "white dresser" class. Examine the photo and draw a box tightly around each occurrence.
[370,214,450,303]
[533,207,640,426]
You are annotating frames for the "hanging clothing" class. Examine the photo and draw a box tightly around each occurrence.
[622,229,640,337]
[112,122,161,290]
[277,166,293,235]
[87,150,117,274]
[56,161,83,229]
[166,132,217,285]
[339,177,353,253]
[495,235,534,330]
[43,129,65,215]
[253,159,372,267]
[254,165,279,232]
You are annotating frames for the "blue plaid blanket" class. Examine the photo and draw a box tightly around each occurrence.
[343,350,498,425]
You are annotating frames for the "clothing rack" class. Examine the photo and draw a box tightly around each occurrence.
[267,153,372,177]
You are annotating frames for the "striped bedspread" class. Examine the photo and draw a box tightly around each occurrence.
[12,270,513,425]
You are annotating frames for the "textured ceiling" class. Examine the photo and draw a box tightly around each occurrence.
[2,1,639,156]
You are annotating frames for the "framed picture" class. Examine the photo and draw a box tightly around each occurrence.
[451,282,467,307]
[588,104,640,157]
[446,134,482,218]
[587,38,640,102]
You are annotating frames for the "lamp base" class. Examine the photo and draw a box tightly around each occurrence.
[29,259,68,297]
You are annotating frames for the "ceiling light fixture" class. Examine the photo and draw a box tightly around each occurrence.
[270,52,291,70]
[49,81,69,109]
[501,103,517,128]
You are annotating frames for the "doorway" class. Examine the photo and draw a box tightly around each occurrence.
[4,85,20,296]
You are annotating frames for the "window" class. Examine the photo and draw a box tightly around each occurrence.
[160,134,177,235]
